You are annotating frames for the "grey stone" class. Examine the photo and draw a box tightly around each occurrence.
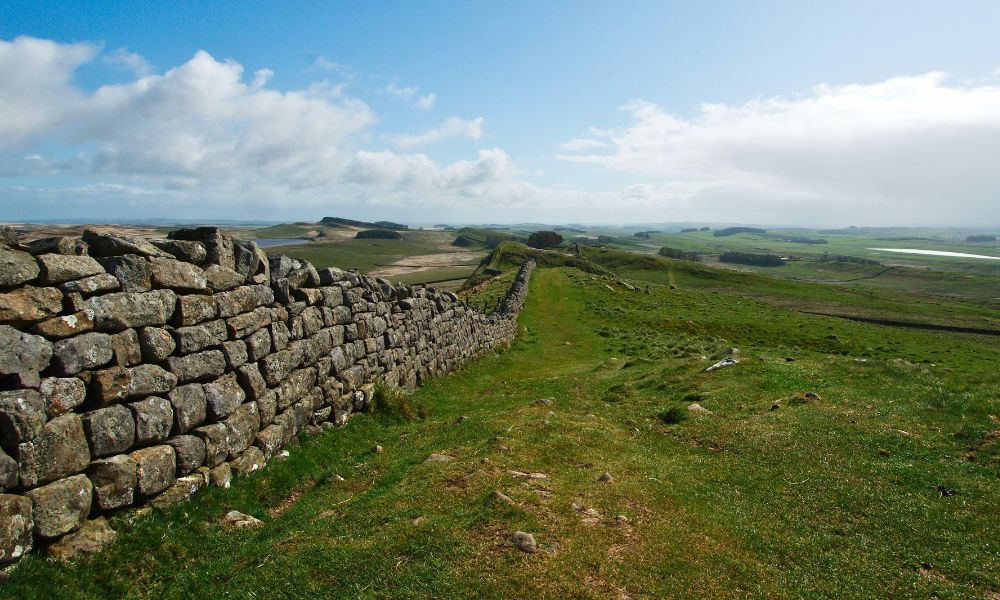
[245,327,271,361]
[51,332,113,375]
[235,362,267,401]
[510,531,537,553]
[275,368,316,411]
[167,349,226,383]
[173,319,227,354]
[0,246,39,288]
[36,254,105,285]
[174,294,217,326]
[110,328,142,367]
[46,516,117,559]
[88,364,177,405]
[167,227,235,270]
[129,396,173,446]
[82,405,135,458]
[58,273,120,295]
[221,340,248,369]
[0,225,18,248]
[268,254,294,282]
[260,349,299,387]
[203,373,246,421]
[97,254,152,292]
[253,423,285,460]
[232,241,257,279]
[0,389,46,452]
[224,402,259,459]
[87,454,136,510]
[225,307,272,338]
[0,286,63,323]
[271,321,290,350]
[149,475,203,509]
[168,384,207,433]
[231,446,265,476]
[0,494,32,563]
[0,449,17,491]
[166,435,205,475]
[16,413,89,488]
[24,475,92,538]
[85,289,176,331]
[215,285,261,318]
[220,509,262,528]
[26,236,87,256]
[203,264,243,292]
[207,462,232,488]
[0,325,53,375]
[148,257,208,292]
[34,309,95,338]
[193,423,230,467]
[149,239,207,264]
[82,229,172,259]
[138,326,176,362]
[130,445,176,499]
[39,377,86,417]
[257,390,277,427]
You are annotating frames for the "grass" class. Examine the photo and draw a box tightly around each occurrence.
[4,259,999,598]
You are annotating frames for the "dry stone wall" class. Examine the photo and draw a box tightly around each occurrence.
[0,225,534,561]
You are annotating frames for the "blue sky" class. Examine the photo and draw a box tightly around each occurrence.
[2,1,1000,225]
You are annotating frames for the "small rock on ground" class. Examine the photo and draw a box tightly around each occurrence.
[687,403,712,415]
[220,510,263,529]
[424,453,455,463]
[598,471,614,483]
[487,490,515,505]
[47,518,117,560]
[510,531,537,553]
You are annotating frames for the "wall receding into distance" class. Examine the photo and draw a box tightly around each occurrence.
[0,225,534,561]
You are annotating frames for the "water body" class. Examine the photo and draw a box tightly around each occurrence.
[869,248,1000,260]
[254,238,306,248]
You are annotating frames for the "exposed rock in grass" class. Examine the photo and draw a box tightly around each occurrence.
[47,518,117,560]
[220,510,263,529]
[487,490,514,506]
[424,453,454,463]
[705,358,738,372]
[510,531,537,553]
[687,403,712,415]
[533,398,553,406]
[508,470,547,479]
[597,471,614,483]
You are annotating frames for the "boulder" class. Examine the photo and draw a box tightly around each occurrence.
[149,239,207,264]
[0,246,40,288]
[219,509,262,529]
[87,454,137,510]
[0,494,32,563]
[88,364,177,406]
[137,326,176,362]
[46,517,117,559]
[82,229,172,259]
[58,273,120,295]
[230,446,265,476]
[167,227,235,270]
[0,226,18,248]
[129,396,173,446]
[148,257,209,292]
[51,332,113,375]
[39,377,86,417]
[203,373,246,421]
[166,349,226,383]
[36,254,104,285]
[0,389,46,452]
[0,286,63,323]
[0,325,53,375]
[172,319,227,354]
[85,289,176,331]
[168,384,207,433]
[174,294,217,326]
[24,474,92,538]
[165,435,205,475]
[82,405,135,458]
[204,265,243,292]
[97,254,152,292]
[16,413,90,486]
[34,309,95,338]
[25,236,87,256]
[130,445,176,499]
[510,531,537,553]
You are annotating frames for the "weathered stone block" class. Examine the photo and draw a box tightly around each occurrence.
[245,327,271,362]
[148,257,208,292]
[257,389,277,427]
[221,340,248,369]
[0,494,32,563]
[16,413,89,488]
[36,254,105,285]
[97,254,152,292]
[150,239,207,264]
[253,424,285,461]
[34,309,95,338]
[39,377,86,417]
[0,286,63,324]
[230,446,265,477]
[88,364,177,405]
[275,368,316,411]
[168,383,206,433]
[85,289,176,331]
[207,461,232,488]
[26,236,86,256]
[203,265,243,292]
[166,435,205,475]
[216,286,258,318]
[174,294,217,326]
[235,362,267,402]
[167,227,235,270]
[271,321,290,351]
[0,325,53,375]
[25,474,92,538]
[110,328,142,367]
[51,332,113,375]
[224,402,259,459]
[82,230,172,259]
[260,349,299,387]
[58,273,120,295]
[166,349,226,383]
[172,319,227,354]
[0,449,17,491]
[0,247,40,288]
[203,373,246,421]
[226,307,272,338]
[138,326,175,362]
[130,445,176,499]
[193,423,230,467]
[82,405,134,458]
[129,396,173,446]
[0,389,46,451]
[150,474,202,509]
[87,454,136,510]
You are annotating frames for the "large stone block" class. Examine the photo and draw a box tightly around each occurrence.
[167,227,235,270]
[235,362,267,401]
[137,326,175,362]
[226,307,272,338]
[167,349,226,383]
[36,254,104,285]
[203,265,243,292]
[221,340,248,369]
[168,383,206,433]
[203,373,246,421]
[257,389,277,427]
[230,446,265,477]
[130,445,176,499]
[275,368,316,411]
[0,247,40,288]
[89,364,177,406]
[215,285,258,318]
[193,423,230,467]
[270,321,290,351]
[85,289,177,331]
[174,294,217,326]
[172,319,227,354]
[150,239,206,264]
[148,257,208,292]
[39,377,86,417]
[97,254,152,292]
[16,413,89,488]
[129,396,173,446]
[25,236,87,256]
[110,328,142,367]
[25,474,92,538]
[260,349,299,387]
[0,325,53,375]
[0,494,32,563]
[244,327,272,362]
[0,286,63,324]
[165,435,205,475]
[82,405,135,458]
[87,454,137,510]
[58,273,120,295]
[51,332,113,375]
[224,402,259,459]
[34,309,95,338]
[82,230,173,259]
[0,449,17,491]
[0,389,46,451]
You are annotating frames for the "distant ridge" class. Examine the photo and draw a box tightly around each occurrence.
[319,216,409,230]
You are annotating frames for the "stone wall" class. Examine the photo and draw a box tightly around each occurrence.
[0,226,534,561]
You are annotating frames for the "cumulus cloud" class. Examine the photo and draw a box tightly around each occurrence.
[416,93,436,110]
[558,72,1000,225]
[102,47,153,77]
[396,116,484,148]
[385,82,436,111]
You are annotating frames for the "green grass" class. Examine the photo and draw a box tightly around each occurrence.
[4,263,999,598]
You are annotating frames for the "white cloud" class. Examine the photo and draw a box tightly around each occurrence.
[558,72,1000,225]
[396,116,484,148]
[386,83,436,110]
[103,47,153,77]
[385,82,417,100]
[309,56,351,76]
[560,137,609,151]
[416,93,436,111]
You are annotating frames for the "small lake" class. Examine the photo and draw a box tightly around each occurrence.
[869,248,1000,260]
[254,238,306,248]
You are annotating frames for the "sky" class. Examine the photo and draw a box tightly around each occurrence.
[1,0,1000,227]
